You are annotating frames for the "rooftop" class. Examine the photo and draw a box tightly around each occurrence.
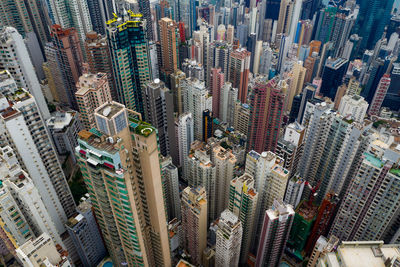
[296,201,318,221]
[364,152,384,168]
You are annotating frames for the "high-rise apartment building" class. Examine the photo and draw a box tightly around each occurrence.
[107,12,152,115]
[220,82,238,125]
[45,25,84,110]
[143,79,175,156]
[161,156,181,221]
[138,0,153,40]
[159,18,179,79]
[245,151,290,249]
[0,28,50,119]
[0,0,49,46]
[181,186,208,266]
[182,77,212,140]
[76,101,171,266]
[320,58,348,100]
[307,235,339,267]
[368,74,391,116]
[288,61,307,112]
[66,199,107,267]
[215,210,242,267]
[176,112,194,171]
[329,152,400,242]
[338,94,368,122]
[0,146,62,246]
[229,48,251,103]
[210,68,225,118]
[75,73,112,130]
[0,81,75,232]
[85,32,116,100]
[276,0,295,35]
[228,174,258,265]
[247,77,285,153]
[255,201,295,267]
[233,101,251,135]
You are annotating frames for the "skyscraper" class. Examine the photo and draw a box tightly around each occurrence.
[210,68,225,118]
[85,32,117,100]
[0,77,75,231]
[176,112,194,171]
[75,73,112,130]
[161,156,181,221]
[320,57,348,100]
[0,27,50,119]
[138,0,153,40]
[219,82,238,125]
[181,186,208,266]
[255,201,295,267]
[247,77,285,153]
[368,74,391,116]
[45,25,84,110]
[76,101,171,266]
[159,18,179,80]
[215,210,242,267]
[107,12,152,115]
[229,174,258,264]
[229,48,251,103]
[142,79,175,156]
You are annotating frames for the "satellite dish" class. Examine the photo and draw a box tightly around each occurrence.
[103,106,111,116]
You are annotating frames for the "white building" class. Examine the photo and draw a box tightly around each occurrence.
[161,156,181,221]
[0,146,62,246]
[182,77,212,140]
[0,83,75,233]
[338,94,368,122]
[0,28,50,119]
[215,210,242,267]
[219,82,238,125]
[284,175,305,208]
[176,112,194,174]
[16,233,72,267]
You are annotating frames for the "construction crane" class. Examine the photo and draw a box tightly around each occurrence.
[304,180,320,205]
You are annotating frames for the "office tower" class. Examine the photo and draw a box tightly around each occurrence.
[329,152,400,242]
[307,236,339,267]
[304,193,339,254]
[383,63,400,110]
[159,18,179,80]
[368,74,391,116]
[353,0,394,52]
[161,156,181,221]
[255,201,295,267]
[215,210,242,267]
[45,25,84,110]
[0,84,75,232]
[15,233,71,266]
[143,79,175,156]
[181,59,205,81]
[0,27,50,119]
[182,78,212,140]
[76,101,171,266]
[338,95,368,122]
[233,101,251,135]
[85,32,116,100]
[229,48,251,103]
[66,200,107,267]
[259,43,274,75]
[186,141,217,220]
[86,0,106,34]
[213,146,237,217]
[107,12,152,115]
[181,186,207,266]
[47,111,83,164]
[288,61,307,112]
[177,112,194,172]
[247,77,285,153]
[210,68,225,118]
[75,73,112,130]
[0,146,62,245]
[220,82,238,125]
[320,58,348,100]
[245,151,290,249]
[229,174,258,264]
[203,109,213,142]
[137,0,153,40]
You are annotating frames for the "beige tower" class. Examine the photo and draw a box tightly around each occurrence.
[76,101,171,266]
[287,61,306,112]
[277,0,295,35]
[181,186,208,266]
[159,17,179,77]
[75,73,112,130]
